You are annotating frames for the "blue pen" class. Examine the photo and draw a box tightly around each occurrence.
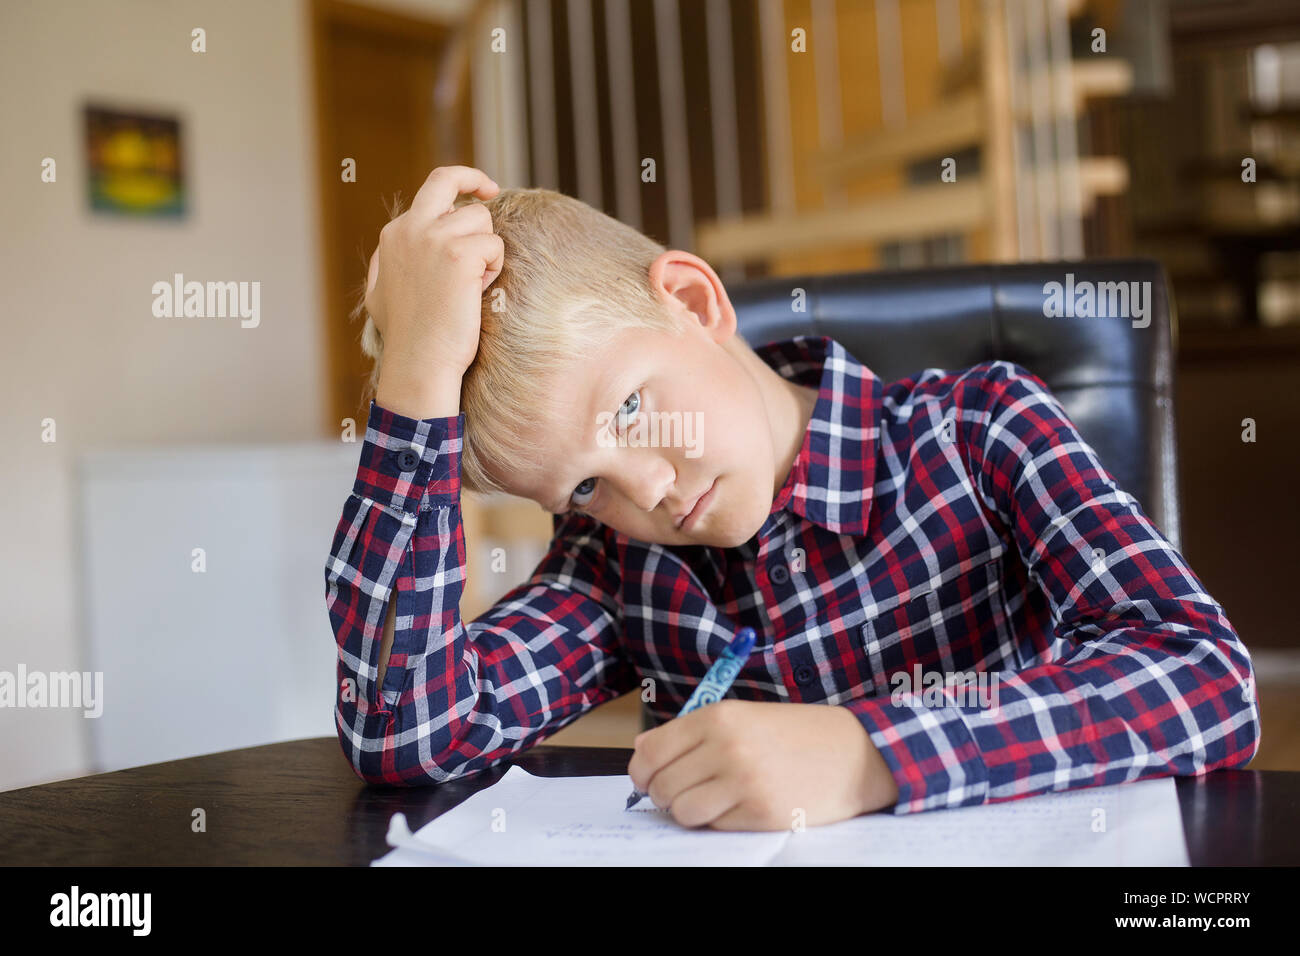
[625,626,758,810]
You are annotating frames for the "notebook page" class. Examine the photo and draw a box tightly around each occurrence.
[371,768,1187,867]
[372,766,790,866]
[769,775,1188,866]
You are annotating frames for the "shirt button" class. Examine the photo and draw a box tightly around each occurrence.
[794,664,815,685]
[395,447,421,471]
[769,563,790,585]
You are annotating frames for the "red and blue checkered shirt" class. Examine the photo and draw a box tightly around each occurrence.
[325,334,1260,813]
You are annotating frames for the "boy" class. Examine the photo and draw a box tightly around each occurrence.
[325,166,1260,831]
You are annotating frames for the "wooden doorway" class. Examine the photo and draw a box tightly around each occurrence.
[311,0,474,431]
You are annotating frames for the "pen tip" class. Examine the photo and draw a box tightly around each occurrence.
[625,793,641,810]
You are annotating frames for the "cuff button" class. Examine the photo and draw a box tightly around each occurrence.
[396,447,421,471]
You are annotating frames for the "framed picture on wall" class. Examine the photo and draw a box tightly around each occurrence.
[83,104,186,217]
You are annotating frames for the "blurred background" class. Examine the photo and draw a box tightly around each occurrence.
[2,0,1297,792]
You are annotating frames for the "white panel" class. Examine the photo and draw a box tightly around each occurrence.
[1048,0,1084,258]
[607,0,642,228]
[759,0,796,214]
[77,441,362,771]
[706,0,743,223]
[935,0,962,66]
[567,0,603,206]
[653,0,694,250]
[527,0,559,189]
[875,0,906,127]
[812,0,844,206]
[1023,0,1059,258]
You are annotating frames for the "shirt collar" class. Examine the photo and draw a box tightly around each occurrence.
[752,335,882,537]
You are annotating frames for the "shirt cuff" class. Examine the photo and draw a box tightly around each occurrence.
[843,695,991,815]
[351,399,465,516]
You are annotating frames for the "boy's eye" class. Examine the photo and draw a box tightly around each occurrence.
[615,389,641,431]
[569,390,639,511]
[570,476,597,509]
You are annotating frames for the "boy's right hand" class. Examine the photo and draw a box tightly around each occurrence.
[365,166,504,387]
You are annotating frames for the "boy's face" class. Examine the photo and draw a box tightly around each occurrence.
[500,305,790,549]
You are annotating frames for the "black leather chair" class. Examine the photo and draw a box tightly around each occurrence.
[727,258,1182,551]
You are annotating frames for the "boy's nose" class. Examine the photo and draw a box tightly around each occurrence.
[624,456,676,514]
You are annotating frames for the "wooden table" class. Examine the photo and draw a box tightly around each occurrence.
[1,738,1295,865]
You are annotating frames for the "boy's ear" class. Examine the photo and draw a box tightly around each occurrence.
[649,250,736,341]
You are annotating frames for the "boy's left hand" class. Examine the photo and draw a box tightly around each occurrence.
[626,699,900,831]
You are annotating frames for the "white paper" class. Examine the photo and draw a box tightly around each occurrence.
[373,766,788,866]
[371,766,1189,867]
[770,773,1190,866]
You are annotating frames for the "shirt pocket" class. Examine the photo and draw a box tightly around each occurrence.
[859,554,1020,697]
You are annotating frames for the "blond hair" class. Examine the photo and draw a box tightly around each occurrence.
[356,187,686,495]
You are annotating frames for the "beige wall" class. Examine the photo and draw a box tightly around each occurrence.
[0,0,516,792]
[0,0,333,791]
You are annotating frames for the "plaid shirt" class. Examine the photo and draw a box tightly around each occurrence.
[325,335,1260,814]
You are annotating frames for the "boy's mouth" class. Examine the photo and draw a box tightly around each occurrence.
[676,477,718,531]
